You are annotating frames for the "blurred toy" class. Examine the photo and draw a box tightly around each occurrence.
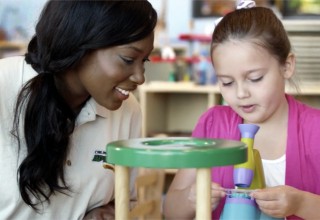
[234,124,265,189]
[221,124,282,220]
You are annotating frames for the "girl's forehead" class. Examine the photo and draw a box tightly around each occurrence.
[212,42,278,75]
[216,39,263,50]
[212,40,273,64]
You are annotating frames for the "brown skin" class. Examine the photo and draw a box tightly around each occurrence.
[55,32,154,114]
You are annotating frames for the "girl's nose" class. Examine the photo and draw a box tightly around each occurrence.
[236,84,249,99]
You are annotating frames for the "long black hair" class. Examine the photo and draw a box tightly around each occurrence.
[12,0,157,211]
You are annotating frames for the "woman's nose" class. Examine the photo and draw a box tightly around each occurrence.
[130,67,145,85]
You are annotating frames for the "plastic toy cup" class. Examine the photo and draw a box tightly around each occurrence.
[221,189,259,220]
[221,189,284,220]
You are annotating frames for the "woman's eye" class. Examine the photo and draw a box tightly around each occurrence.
[250,76,263,82]
[143,57,150,63]
[121,56,134,64]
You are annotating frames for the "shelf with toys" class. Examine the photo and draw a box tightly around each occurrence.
[148,33,214,84]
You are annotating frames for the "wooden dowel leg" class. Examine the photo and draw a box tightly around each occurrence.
[115,165,130,220]
[196,168,211,220]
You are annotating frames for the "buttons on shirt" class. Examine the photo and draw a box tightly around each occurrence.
[66,160,72,166]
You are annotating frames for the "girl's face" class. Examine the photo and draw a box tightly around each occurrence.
[212,40,294,124]
[72,32,154,111]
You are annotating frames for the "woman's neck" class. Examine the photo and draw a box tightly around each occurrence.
[54,71,90,114]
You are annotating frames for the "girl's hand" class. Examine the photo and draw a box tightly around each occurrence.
[251,185,302,218]
[211,182,226,210]
[187,182,225,211]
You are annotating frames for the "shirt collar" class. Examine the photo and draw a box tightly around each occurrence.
[75,98,109,126]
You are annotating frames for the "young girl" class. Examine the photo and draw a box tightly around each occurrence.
[163,5,320,220]
[0,1,157,219]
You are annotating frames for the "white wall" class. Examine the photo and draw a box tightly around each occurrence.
[149,0,218,42]
[0,0,218,42]
[0,0,47,41]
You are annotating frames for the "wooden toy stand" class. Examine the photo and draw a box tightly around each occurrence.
[106,137,246,220]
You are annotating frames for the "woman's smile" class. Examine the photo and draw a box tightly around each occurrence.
[114,87,131,101]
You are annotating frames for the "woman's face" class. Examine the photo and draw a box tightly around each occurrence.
[212,40,294,124]
[71,32,154,111]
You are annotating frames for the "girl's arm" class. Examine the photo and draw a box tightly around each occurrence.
[163,168,198,220]
[296,190,320,219]
[252,185,320,219]
[163,168,225,219]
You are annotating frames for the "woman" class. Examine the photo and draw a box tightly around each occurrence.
[0,0,157,219]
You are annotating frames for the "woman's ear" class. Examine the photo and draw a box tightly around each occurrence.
[283,53,295,79]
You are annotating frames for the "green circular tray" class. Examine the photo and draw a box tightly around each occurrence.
[106,137,247,168]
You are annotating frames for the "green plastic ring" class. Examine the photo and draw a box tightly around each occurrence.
[106,137,247,168]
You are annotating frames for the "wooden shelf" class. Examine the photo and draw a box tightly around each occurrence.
[0,41,27,58]
[138,82,221,138]
[0,41,26,50]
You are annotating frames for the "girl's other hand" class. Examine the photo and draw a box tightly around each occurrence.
[251,185,302,218]
[187,182,225,211]
[211,182,226,210]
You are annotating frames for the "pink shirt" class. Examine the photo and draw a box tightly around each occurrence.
[192,95,320,220]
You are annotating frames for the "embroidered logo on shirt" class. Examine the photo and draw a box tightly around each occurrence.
[92,150,106,162]
[92,150,114,171]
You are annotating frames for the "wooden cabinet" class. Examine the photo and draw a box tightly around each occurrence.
[138,82,221,137]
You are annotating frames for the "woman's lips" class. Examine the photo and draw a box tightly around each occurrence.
[115,87,131,101]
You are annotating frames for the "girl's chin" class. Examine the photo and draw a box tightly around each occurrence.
[237,113,261,124]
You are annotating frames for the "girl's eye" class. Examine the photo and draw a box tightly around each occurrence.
[250,76,263,82]
[221,81,233,87]
[218,77,233,87]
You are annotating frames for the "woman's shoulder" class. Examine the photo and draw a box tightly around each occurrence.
[0,56,23,76]
[0,56,30,102]
[0,56,35,84]
[0,56,25,70]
